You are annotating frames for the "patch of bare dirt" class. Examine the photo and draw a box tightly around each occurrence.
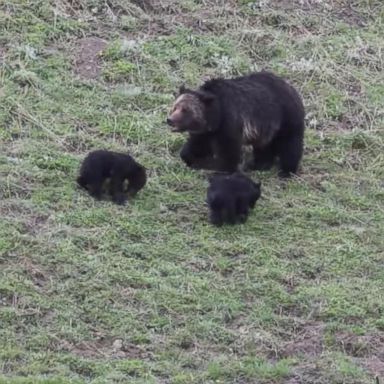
[341,102,376,131]
[285,362,331,384]
[335,331,384,359]
[61,1,237,39]
[278,247,306,260]
[0,180,32,200]
[130,0,158,12]
[279,322,325,358]
[280,274,299,293]
[73,37,107,80]
[20,258,49,289]
[334,6,369,27]
[0,289,15,306]
[359,356,384,378]
[1,201,30,216]
[121,0,241,37]
[21,214,49,235]
[0,201,50,235]
[132,0,237,14]
[0,45,6,64]
[334,331,384,377]
[62,135,98,153]
[0,201,27,216]
[59,338,153,360]
[299,172,330,193]
[265,0,332,13]
[231,324,279,358]
[268,0,369,27]
[274,303,310,319]
[287,358,379,384]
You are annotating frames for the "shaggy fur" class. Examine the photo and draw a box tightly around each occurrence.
[77,150,146,205]
[206,172,261,226]
[167,71,305,177]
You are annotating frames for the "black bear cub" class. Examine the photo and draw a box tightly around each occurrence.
[77,150,146,205]
[207,172,261,226]
[167,71,305,177]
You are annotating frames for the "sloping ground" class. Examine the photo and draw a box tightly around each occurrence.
[0,0,383,383]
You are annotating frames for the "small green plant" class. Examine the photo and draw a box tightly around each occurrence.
[103,60,136,82]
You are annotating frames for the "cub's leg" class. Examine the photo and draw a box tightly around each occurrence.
[236,197,250,223]
[126,168,146,197]
[110,174,127,205]
[225,200,238,225]
[87,175,104,200]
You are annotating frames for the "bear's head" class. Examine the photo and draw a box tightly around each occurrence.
[167,85,216,134]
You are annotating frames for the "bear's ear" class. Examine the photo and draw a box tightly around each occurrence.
[207,173,216,183]
[196,90,216,104]
[179,84,187,94]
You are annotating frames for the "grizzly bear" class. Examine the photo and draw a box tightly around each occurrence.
[206,172,261,226]
[77,150,146,205]
[166,71,305,177]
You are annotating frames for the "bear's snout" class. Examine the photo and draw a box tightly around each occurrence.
[166,118,175,127]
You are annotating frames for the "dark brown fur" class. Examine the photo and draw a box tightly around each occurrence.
[77,150,146,205]
[206,172,261,226]
[167,71,305,177]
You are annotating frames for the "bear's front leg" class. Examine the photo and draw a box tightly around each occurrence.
[180,134,214,169]
[213,134,242,173]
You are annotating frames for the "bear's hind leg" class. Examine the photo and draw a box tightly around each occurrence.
[110,175,127,205]
[276,134,303,178]
[245,144,276,171]
[214,134,242,173]
[236,197,249,223]
[224,200,237,225]
[210,208,224,226]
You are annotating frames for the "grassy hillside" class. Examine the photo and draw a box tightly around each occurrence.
[0,0,383,383]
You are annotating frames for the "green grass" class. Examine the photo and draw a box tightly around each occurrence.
[1,0,384,383]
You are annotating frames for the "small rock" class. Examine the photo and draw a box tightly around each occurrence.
[112,339,123,351]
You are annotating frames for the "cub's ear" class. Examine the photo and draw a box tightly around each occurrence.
[207,172,219,183]
[173,84,187,97]
[197,90,216,104]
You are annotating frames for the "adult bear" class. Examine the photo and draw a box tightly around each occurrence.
[166,71,305,177]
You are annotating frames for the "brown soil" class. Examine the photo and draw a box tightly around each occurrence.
[20,258,49,289]
[0,45,6,63]
[59,337,153,360]
[268,0,368,27]
[332,331,384,377]
[279,322,325,358]
[359,355,384,378]
[73,37,107,80]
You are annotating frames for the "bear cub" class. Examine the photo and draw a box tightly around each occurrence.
[167,71,305,177]
[206,172,261,226]
[77,150,146,205]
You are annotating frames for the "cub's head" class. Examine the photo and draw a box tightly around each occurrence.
[166,85,216,134]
